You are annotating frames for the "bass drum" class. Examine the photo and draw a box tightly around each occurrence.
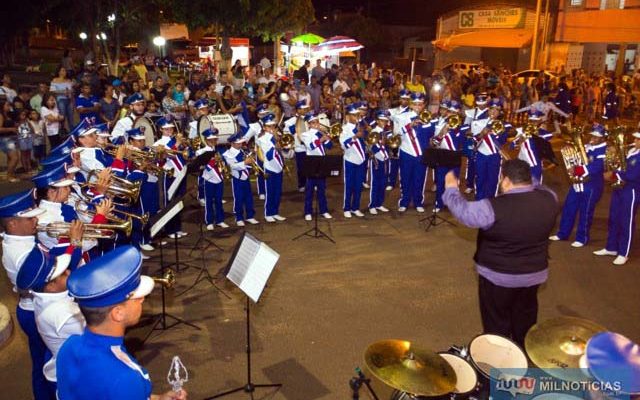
[199,114,238,145]
[132,116,158,147]
[317,112,331,128]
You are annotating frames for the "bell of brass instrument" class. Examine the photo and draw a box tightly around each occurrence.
[319,123,342,140]
[560,126,590,184]
[213,152,231,180]
[153,269,176,289]
[366,132,379,147]
[490,119,505,135]
[419,110,432,123]
[387,134,402,149]
[38,219,132,239]
[447,114,462,129]
[606,126,628,189]
[278,132,295,150]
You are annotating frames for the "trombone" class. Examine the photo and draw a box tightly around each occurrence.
[418,110,432,124]
[37,219,132,239]
[242,150,269,179]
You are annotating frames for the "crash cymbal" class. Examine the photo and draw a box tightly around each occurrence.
[364,339,456,397]
[525,316,606,382]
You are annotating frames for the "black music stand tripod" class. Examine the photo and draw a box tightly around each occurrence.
[420,149,461,231]
[292,155,341,244]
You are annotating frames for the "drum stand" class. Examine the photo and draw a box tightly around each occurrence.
[349,368,380,400]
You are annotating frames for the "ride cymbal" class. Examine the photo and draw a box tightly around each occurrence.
[525,316,606,382]
[364,339,456,396]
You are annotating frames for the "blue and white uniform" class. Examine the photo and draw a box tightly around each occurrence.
[284,101,310,190]
[223,137,256,223]
[433,114,468,209]
[463,94,490,192]
[197,131,226,227]
[513,115,554,184]
[340,106,367,213]
[368,127,390,210]
[474,102,511,201]
[301,114,333,217]
[387,90,411,188]
[256,129,285,218]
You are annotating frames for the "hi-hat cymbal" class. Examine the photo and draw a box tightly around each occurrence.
[525,316,606,382]
[364,339,456,396]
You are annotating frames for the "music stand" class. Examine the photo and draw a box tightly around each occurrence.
[421,148,461,231]
[204,232,282,399]
[292,154,342,244]
[141,199,200,343]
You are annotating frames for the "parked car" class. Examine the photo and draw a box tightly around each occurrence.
[513,69,558,85]
[442,62,479,77]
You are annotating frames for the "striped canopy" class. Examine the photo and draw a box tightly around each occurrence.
[313,36,363,55]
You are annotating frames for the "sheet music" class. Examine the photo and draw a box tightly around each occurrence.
[167,165,188,201]
[150,201,184,238]
[226,233,279,302]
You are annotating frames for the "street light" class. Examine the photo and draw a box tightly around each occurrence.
[79,32,87,41]
[107,13,116,23]
[153,36,166,57]
[96,32,107,41]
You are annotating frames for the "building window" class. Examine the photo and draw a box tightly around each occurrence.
[569,0,583,6]
[600,0,624,9]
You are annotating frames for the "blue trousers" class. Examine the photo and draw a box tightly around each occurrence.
[435,166,460,209]
[132,181,159,247]
[399,152,427,208]
[368,159,388,209]
[343,160,366,211]
[465,154,476,190]
[557,184,603,244]
[305,178,328,215]
[605,187,639,257]
[197,176,204,200]
[531,164,543,185]
[231,178,255,221]
[295,151,307,189]
[264,172,283,217]
[387,156,399,188]
[256,161,266,196]
[204,181,225,225]
[475,153,501,200]
[16,306,51,400]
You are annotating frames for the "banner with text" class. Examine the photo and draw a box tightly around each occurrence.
[458,8,526,29]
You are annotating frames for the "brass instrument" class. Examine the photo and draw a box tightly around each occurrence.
[153,146,192,161]
[37,219,132,239]
[319,123,342,141]
[605,125,628,189]
[365,132,379,147]
[490,119,505,135]
[153,269,176,289]
[560,126,589,184]
[242,150,269,179]
[278,132,295,150]
[213,152,231,180]
[513,123,538,148]
[431,115,463,147]
[81,178,141,206]
[387,134,402,149]
[77,207,148,226]
[418,110,432,123]
[447,114,462,129]
[188,137,202,150]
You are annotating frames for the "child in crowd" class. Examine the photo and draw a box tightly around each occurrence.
[28,109,46,167]
[16,109,33,174]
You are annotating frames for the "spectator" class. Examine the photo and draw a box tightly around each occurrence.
[150,77,167,107]
[311,59,326,82]
[99,83,120,129]
[29,83,48,113]
[231,59,245,91]
[296,60,311,84]
[308,76,322,114]
[0,99,19,181]
[61,49,76,77]
[40,93,65,149]
[259,54,272,71]
[217,85,241,114]
[28,109,46,166]
[76,83,101,124]
[50,66,75,130]
[132,56,149,86]
[79,60,101,96]
[12,88,31,112]
[16,109,33,175]
[0,74,17,103]
[112,79,126,105]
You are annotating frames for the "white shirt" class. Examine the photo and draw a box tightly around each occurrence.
[340,122,366,165]
[389,107,415,137]
[197,146,224,184]
[260,57,272,70]
[1,234,38,310]
[223,147,252,180]
[111,115,134,141]
[0,85,17,102]
[40,107,61,137]
[256,133,283,174]
[302,128,328,156]
[332,79,349,94]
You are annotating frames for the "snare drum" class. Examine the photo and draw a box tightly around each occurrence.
[468,334,528,382]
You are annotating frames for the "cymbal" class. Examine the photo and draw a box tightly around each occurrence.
[525,316,606,382]
[364,339,456,397]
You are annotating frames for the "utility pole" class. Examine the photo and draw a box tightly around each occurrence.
[530,0,543,70]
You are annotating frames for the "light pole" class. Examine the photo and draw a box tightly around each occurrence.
[153,36,166,58]
[79,32,87,48]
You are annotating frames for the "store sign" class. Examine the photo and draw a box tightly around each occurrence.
[458,8,526,29]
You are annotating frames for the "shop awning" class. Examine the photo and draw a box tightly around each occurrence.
[555,9,640,43]
[433,29,533,51]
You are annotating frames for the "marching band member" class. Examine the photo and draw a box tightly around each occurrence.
[512,110,553,184]
[223,133,260,226]
[284,100,310,192]
[594,131,640,265]
[246,104,272,200]
[357,101,372,189]
[387,89,412,190]
[301,112,333,221]
[16,221,85,395]
[340,103,367,218]
[256,114,287,223]
[196,128,229,231]
[1,190,52,400]
[397,93,432,213]
[56,246,187,400]
[189,98,211,205]
[367,111,391,214]
[432,101,468,212]
[474,99,511,200]
[111,93,146,142]
[463,93,490,194]
[126,128,160,251]
[550,123,607,248]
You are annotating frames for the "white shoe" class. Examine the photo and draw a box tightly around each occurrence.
[160,240,168,246]
[199,199,206,207]
[178,231,188,238]
[322,213,332,219]
[167,233,179,239]
[305,214,312,221]
[141,253,151,260]
[377,206,389,213]
[385,186,393,191]
[571,241,585,248]
[353,210,365,217]
[217,222,229,228]
[416,207,425,213]
[206,224,215,231]
[433,208,441,213]
[613,256,628,265]
[274,215,286,221]
[548,235,561,241]
[464,188,473,194]
[236,220,245,227]
[363,183,370,189]
[222,199,227,204]
[265,216,276,223]
[369,208,378,215]
[259,194,266,200]
[344,211,352,218]
[593,248,617,256]
[140,244,155,251]
[246,218,259,225]
[298,187,305,193]
[398,206,407,212]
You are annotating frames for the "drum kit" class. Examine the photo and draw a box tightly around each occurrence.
[359,317,638,400]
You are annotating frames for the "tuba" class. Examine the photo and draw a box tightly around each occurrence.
[605,126,628,189]
[560,126,590,184]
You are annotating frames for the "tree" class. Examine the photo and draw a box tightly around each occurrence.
[0,0,46,66]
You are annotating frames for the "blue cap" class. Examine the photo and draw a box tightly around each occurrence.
[112,79,122,87]
[476,93,489,105]
[125,93,145,105]
[67,246,154,308]
[399,89,411,99]
[586,332,640,394]
[375,110,390,120]
[41,152,79,174]
[0,189,44,218]
[49,136,75,156]
[256,103,270,115]
[295,100,309,110]
[261,113,277,125]
[448,100,462,112]
[16,248,71,292]
[202,128,219,139]
[345,104,359,115]
[440,100,451,109]
[70,118,98,139]
[94,123,110,136]
[227,132,247,144]
[194,98,209,109]
[156,117,175,129]
[589,123,607,137]
[32,164,75,189]
[358,101,368,109]
[489,98,502,109]
[528,110,544,120]
[126,128,146,141]
[410,93,425,103]
[304,112,318,123]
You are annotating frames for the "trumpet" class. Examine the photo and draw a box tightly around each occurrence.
[77,207,149,225]
[38,219,132,239]
[387,134,402,149]
[153,147,192,160]
[278,132,295,150]
[153,269,176,289]
[447,114,462,129]
[242,150,269,179]
[418,110,432,123]
[366,132,379,147]
[319,123,342,140]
